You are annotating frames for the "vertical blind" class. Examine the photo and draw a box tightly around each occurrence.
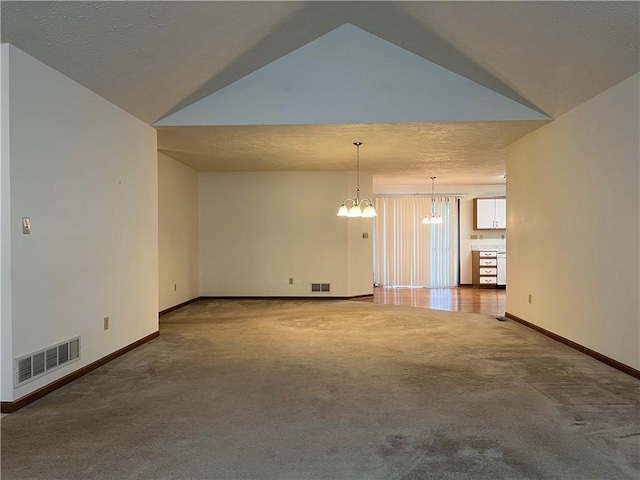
[374,196,458,287]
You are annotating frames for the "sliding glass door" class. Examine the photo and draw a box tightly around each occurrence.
[374,196,458,287]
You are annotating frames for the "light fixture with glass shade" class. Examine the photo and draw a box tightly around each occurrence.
[422,176,443,224]
[337,142,376,218]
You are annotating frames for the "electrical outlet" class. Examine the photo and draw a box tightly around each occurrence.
[103,316,109,330]
[362,232,369,239]
[528,294,532,304]
[289,278,294,285]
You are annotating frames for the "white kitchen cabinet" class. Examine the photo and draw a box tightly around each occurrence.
[473,197,506,230]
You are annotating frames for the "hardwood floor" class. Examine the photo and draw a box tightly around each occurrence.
[356,286,507,317]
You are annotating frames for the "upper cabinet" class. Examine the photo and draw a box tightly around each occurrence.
[473,197,506,230]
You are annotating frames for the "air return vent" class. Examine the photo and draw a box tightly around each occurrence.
[311,283,331,293]
[32,351,45,377]
[14,337,81,388]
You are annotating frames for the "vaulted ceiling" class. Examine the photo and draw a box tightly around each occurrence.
[2,1,638,184]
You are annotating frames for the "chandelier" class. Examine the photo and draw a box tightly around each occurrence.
[422,176,443,224]
[337,142,376,218]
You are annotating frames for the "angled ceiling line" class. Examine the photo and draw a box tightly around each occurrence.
[343,1,550,118]
[153,2,353,124]
[155,24,549,127]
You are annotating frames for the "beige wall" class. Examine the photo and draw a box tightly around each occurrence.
[506,73,639,370]
[3,45,158,401]
[0,45,12,401]
[158,153,199,311]
[198,171,373,297]
[347,173,375,296]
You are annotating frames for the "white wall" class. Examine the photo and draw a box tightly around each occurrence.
[2,45,158,402]
[348,173,375,296]
[158,24,547,126]
[158,153,199,311]
[0,45,13,400]
[374,183,506,284]
[199,171,374,297]
[507,73,640,370]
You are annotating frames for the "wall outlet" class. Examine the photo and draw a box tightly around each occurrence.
[528,294,532,304]
[362,232,369,239]
[103,316,109,330]
[289,278,294,285]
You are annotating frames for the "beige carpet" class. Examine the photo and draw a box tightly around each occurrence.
[1,299,639,479]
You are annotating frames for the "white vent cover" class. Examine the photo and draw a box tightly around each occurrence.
[14,337,81,388]
[311,283,331,293]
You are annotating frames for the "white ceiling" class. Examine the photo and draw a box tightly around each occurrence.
[2,1,638,185]
[157,121,545,185]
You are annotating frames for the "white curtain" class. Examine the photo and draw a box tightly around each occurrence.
[374,196,458,287]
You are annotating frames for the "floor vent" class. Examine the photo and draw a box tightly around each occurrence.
[14,337,81,388]
[311,283,331,293]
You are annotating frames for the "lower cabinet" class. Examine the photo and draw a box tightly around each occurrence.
[472,251,497,288]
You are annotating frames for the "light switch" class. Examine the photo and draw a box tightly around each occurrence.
[22,217,31,234]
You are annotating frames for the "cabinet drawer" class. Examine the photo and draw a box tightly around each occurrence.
[479,268,497,275]
[479,251,496,258]
[479,259,497,266]
[479,276,497,284]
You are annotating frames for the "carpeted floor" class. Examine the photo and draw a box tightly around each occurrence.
[1,299,639,479]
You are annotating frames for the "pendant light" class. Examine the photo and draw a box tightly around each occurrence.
[337,142,376,218]
[422,176,443,224]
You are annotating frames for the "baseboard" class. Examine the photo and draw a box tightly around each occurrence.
[504,312,640,379]
[1,331,160,413]
[159,297,200,316]
[199,295,373,300]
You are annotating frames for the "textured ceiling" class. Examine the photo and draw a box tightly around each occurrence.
[1,1,311,124]
[2,1,638,185]
[393,1,640,119]
[157,121,547,185]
